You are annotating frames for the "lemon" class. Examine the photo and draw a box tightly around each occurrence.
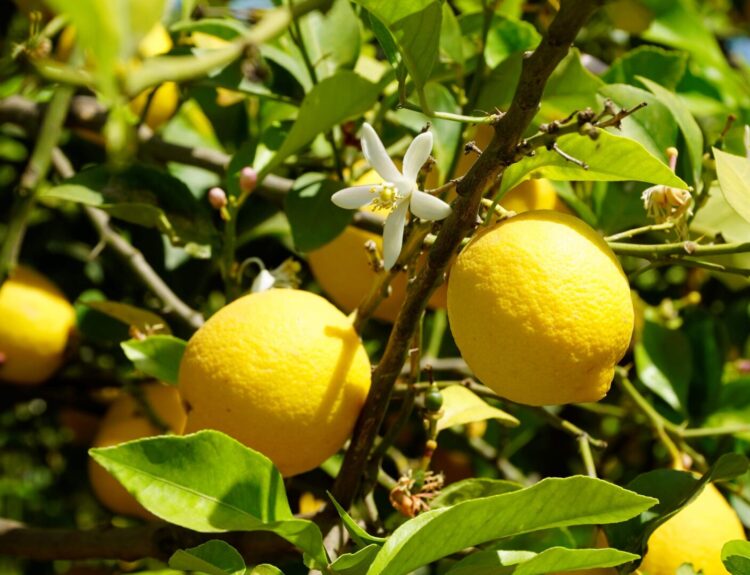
[178,289,371,476]
[502,179,570,214]
[640,483,745,575]
[0,266,76,385]
[447,211,634,406]
[309,168,446,323]
[88,383,187,519]
[129,24,179,130]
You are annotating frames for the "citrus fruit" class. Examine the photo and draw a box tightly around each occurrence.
[309,168,446,323]
[129,24,179,130]
[640,482,745,575]
[447,211,634,405]
[0,266,76,385]
[178,289,371,476]
[88,383,187,519]
[501,179,570,214]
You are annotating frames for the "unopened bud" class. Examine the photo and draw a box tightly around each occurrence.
[208,187,227,210]
[239,166,258,195]
[251,269,276,293]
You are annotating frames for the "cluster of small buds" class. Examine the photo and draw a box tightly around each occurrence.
[640,147,693,239]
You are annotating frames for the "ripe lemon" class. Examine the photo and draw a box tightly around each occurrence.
[447,211,634,405]
[640,483,745,575]
[0,266,76,385]
[129,24,179,130]
[89,383,187,519]
[178,289,371,476]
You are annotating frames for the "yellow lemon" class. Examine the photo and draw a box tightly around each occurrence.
[178,289,371,476]
[309,168,447,323]
[447,211,634,405]
[88,383,187,519]
[129,24,179,130]
[501,179,571,214]
[640,483,745,575]
[0,266,76,385]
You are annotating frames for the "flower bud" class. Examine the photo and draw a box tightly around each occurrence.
[208,187,227,210]
[239,167,258,195]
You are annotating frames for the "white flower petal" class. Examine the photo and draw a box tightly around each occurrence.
[382,200,410,271]
[410,190,452,221]
[361,122,402,183]
[402,131,433,183]
[331,186,375,209]
[251,269,276,293]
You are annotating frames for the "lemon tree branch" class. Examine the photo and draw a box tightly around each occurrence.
[331,0,603,508]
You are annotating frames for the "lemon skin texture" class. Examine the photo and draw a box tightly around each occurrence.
[447,211,634,406]
[640,483,746,575]
[178,289,372,477]
[0,266,76,385]
[88,383,187,519]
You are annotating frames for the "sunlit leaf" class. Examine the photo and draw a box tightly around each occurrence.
[169,540,245,575]
[436,385,519,433]
[121,335,187,385]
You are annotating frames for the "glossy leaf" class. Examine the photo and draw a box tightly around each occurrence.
[121,335,187,385]
[446,546,639,575]
[541,50,603,121]
[440,3,464,67]
[169,540,245,575]
[85,301,171,335]
[498,131,688,196]
[328,492,387,547]
[353,0,442,108]
[330,545,380,575]
[430,478,522,509]
[263,71,381,175]
[722,540,750,575]
[436,385,519,433]
[704,378,750,441]
[714,148,750,227]
[598,84,678,162]
[299,0,361,79]
[602,46,687,91]
[366,476,657,575]
[286,173,351,252]
[42,164,217,258]
[89,430,327,566]
[484,16,540,69]
[639,77,704,189]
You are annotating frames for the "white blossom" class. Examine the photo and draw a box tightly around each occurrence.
[331,123,451,270]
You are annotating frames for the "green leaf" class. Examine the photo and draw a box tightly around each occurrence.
[327,492,387,547]
[598,84,678,162]
[169,540,245,575]
[722,540,750,575]
[262,71,381,175]
[633,319,692,412]
[484,16,540,69]
[602,45,687,91]
[298,0,361,79]
[436,385,519,433]
[353,0,442,109]
[85,301,171,335]
[446,546,639,575]
[89,430,327,566]
[41,164,217,258]
[249,566,284,575]
[440,3,464,68]
[713,148,750,226]
[286,173,351,252]
[396,82,463,180]
[606,454,749,568]
[430,478,522,509]
[366,476,657,575]
[330,544,380,575]
[705,378,750,441]
[498,131,689,196]
[120,335,187,385]
[541,50,603,122]
[639,77,704,189]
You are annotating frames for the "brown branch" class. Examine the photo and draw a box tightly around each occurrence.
[331,0,602,509]
[0,519,295,563]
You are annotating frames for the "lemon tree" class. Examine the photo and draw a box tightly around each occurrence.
[3,1,750,575]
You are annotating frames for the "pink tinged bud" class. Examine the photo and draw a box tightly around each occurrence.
[239,167,258,195]
[208,187,228,210]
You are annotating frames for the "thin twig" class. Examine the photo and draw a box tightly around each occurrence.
[605,222,675,242]
[51,149,205,330]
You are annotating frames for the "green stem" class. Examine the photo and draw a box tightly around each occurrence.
[425,308,447,359]
[577,434,597,477]
[604,222,675,242]
[679,424,750,438]
[0,85,73,282]
[398,101,497,124]
[609,240,750,258]
[221,203,240,301]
